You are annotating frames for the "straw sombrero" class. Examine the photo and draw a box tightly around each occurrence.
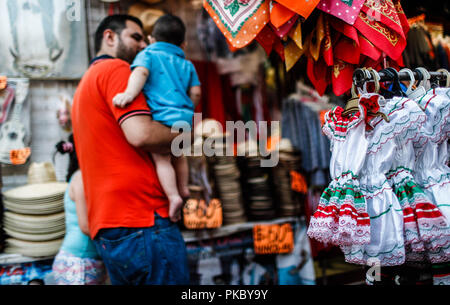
[27,162,57,185]
[128,3,164,35]
[194,119,229,138]
[139,0,164,5]
[4,238,63,257]
[278,138,294,153]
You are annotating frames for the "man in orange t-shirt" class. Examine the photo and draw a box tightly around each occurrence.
[71,15,189,285]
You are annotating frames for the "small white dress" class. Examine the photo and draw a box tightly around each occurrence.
[307,104,370,247]
[412,89,450,263]
[341,95,419,266]
[386,97,450,263]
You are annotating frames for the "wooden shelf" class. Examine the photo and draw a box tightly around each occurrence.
[0,253,54,265]
[181,216,299,242]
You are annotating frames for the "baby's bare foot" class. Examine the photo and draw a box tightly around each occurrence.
[168,195,183,222]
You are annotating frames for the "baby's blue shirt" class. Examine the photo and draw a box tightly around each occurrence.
[131,41,200,129]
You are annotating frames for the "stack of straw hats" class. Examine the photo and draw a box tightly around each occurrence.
[128,2,164,35]
[272,139,304,217]
[197,119,247,225]
[236,140,276,221]
[211,155,247,225]
[240,156,276,221]
[2,162,66,257]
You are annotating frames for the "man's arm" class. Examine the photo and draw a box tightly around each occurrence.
[121,114,179,154]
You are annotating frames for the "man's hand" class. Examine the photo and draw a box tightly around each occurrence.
[113,92,134,108]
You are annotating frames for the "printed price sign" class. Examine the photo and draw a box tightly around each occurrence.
[10,147,31,165]
[0,76,7,90]
[183,198,223,229]
[290,170,307,194]
[253,223,294,254]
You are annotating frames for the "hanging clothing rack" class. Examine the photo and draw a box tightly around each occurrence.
[352,68,448,88]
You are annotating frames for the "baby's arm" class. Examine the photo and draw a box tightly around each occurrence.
[113,66,149,108]
[189,85,201,108]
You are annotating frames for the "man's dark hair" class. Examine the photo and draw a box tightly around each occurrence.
[152,14,186,46]
[94,14,143,53]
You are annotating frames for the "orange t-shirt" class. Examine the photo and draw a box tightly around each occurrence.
[72,57,169,239]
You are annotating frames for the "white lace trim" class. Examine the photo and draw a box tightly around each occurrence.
[340,243,406,266]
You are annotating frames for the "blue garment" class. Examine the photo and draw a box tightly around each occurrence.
[93,214,189,285]
[281,97,331,187]
[60,184,99,259]
[131,42,200,129]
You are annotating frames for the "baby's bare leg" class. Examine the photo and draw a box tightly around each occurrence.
[151,152,183,222]
[173,155,190,199]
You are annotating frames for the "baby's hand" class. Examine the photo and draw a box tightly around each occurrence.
[113,92,134,108]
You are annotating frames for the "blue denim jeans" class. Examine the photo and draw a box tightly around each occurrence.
[93,214,189,285]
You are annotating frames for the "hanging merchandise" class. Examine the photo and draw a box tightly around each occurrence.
[306,68,450,283]
[0,79,31,165]
[0,79,15,125]
[280,81,333,189]
[317,0,366,25]
[203,0,411,97]
[402,15,438,70]
[100,0,121,15]
[203,0,271,50]
[192,61,227,127]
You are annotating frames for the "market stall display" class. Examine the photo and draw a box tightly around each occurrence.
[210,154,247,225]
[2,181,66,257]
[272,144,304,217]
[0,0,448,286]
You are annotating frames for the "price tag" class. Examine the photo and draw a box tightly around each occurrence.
[253,223,294,254]
[10,147,31,165]
[290,170,307,194]
[319,110,328,126]
[183,198,223,229]
[0,76,7,90]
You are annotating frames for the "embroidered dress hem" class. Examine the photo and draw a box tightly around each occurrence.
[307,171,370,247]
[388,170,450,247]
[341,243,406,266]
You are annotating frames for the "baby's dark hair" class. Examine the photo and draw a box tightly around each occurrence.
[152,14,186,46]
[54,134,78,182]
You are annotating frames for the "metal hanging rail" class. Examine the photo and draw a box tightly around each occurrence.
[352,68,448,87]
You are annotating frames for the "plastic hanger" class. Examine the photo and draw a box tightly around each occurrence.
[437,68,450,87]
[365,68,389,122]
[381,67,408,98]
[399,68,416,96]
[407,67,430,100]
[342,83,360,116]
[342,68,388,122]
[415,67,431,90]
